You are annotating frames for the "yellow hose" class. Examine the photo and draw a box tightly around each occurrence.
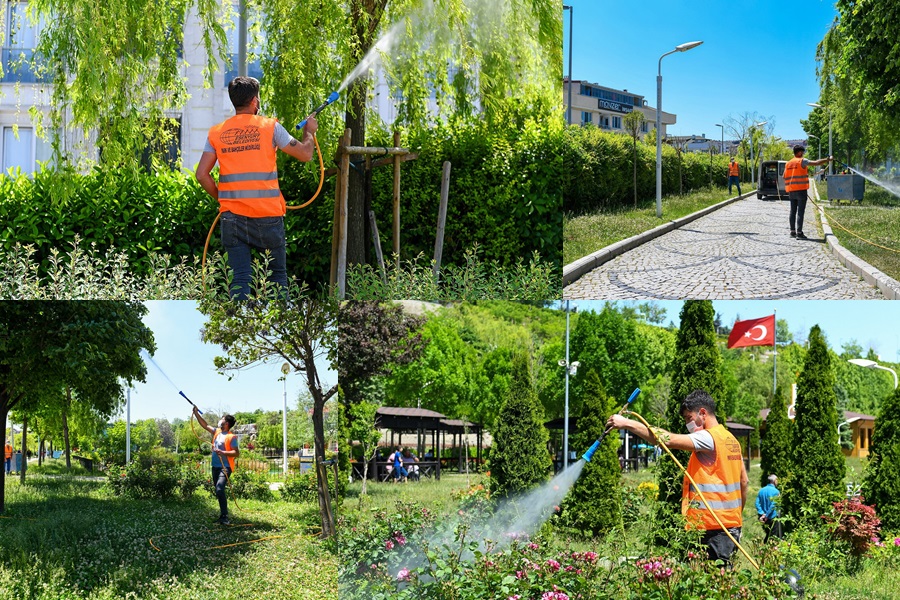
[625,409,760,570]
[201,133,325,291]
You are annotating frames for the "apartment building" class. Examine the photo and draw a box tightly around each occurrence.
[563,77,675,139]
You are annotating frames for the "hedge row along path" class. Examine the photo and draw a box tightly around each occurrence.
[564,194,883,300]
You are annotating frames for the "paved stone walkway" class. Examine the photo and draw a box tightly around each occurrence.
[564,196,883,299]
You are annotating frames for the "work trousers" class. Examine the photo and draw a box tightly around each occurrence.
[212,466,232,518]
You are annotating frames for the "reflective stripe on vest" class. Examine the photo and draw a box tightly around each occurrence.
[682,424,744,530]
[784,157,809,192]
[729,162,740,177]
[214,429,236,471]
[207,114,286,218]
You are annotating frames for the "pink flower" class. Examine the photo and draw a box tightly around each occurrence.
[528,542,540,550]
[546,559,561,572]
[397,568,410,581]
[385,539,394,550]
[894,537,900,547]
[507,596,521,600]
[541,590,569,600]
[393,532,407,546]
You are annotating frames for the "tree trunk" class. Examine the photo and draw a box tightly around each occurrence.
[360,447,370,498]
[304,353,335,538]
[0,402,8,513]
[63,386,72,470]
[345,80,369,268]
[19,413,27,484]
[632,139,637,208]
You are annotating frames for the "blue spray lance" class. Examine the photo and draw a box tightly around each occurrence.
[179,391,202,415]
[296,91,340,131]
[582,387,640,462]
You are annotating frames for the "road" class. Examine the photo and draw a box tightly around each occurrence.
[564,195,883,300]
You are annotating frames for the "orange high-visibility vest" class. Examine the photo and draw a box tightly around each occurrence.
[207,114,285,218]
[214,429,237,471]
[4,444,11,459]
[784,157,810,193]
[682,424,744,531]
[728,162,740,177]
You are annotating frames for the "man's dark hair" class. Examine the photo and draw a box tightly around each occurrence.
[680,389,717,416]
[228,76,260,109]
[793,144,805,156]
[223,414,236,429]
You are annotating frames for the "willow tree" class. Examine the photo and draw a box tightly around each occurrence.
[260,0,561,267]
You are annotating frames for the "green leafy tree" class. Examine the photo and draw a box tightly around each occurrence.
[0,302,153,510]
[760,387,793,488]
[347,400,382,497]
[562,369,620,536]
[656,301,724,528]
[783,325,845,525]
[862,386,900,529]
[489,352,549,498]
[199,295,338,538]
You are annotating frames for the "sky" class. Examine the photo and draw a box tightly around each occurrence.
[120,301,337,423]
[566,300,900,365]
[563,0,838,141]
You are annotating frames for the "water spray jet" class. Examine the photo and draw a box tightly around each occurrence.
[140,350,202,414]
[582,387,640,462]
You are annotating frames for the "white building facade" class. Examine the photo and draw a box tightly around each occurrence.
[563,78,675,139]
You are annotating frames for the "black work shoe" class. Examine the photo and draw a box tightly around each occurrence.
[790,231,796,237]
[219,516,231,525]
[796,232,808,239]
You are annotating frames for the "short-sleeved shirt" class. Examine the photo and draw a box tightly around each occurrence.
[688,429,716,467]
[204,121,295,154]
[212,432,239,468]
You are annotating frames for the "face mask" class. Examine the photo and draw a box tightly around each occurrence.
[686,421,699,434]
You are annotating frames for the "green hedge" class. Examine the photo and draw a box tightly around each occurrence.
[0,120,562,287]
[562,126,744,214]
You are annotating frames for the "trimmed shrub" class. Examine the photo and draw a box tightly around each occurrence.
[282,468,336,503]
[106,455,204,500]
[862,386,900,530]
[783,325,846,525]
[561,369,621,536]
[225,468,274,502]
[489,352,550,498]
[760,386,794,487]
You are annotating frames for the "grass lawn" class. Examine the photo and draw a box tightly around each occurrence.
[564,185,740,265]
[820,182,900,281]
[0,474,337,600]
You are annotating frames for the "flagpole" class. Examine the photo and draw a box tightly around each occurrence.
[772,310,777,396]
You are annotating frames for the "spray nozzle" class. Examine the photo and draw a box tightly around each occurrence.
[179,390,201,414]
[581,439,601,463]
[297,91,341,130]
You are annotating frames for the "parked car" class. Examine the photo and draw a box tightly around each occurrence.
[757,160,788,199]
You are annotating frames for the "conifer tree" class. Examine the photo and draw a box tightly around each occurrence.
[783,325,845,524]
[563,369,621,536]
[862,386,900,530]
[760,386,793,488]
[489,352,550,498]
[656,301,724,526]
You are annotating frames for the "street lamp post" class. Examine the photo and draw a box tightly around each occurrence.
[848,358,899,389]
[126,386,131,464]
[656,40,703,218]
[558,301,580,471]
[281,362,290,475]
[749,121,767,185]
[715,123,724,156]
[808,134,821,161]
[563,5,573,125]
[808,103,832,175]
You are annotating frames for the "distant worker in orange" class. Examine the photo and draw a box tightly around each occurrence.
[4,441,12,474]
[728,157,741,196]
[196,76,319,299]
[784,145,833,239]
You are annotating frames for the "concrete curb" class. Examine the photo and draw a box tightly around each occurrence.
[563,191,756,287]
[815,202,900,300]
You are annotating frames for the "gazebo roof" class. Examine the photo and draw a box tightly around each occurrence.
[439,418,482,433]
[375,406,447,431]
[725,420,754,437]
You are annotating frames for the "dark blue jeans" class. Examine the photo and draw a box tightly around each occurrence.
[220,211,287,300]
[728,176,741,195]
[212,466,231,518]
[789,190,808,233]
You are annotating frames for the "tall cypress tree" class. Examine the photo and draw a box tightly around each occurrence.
[489,352,550,498]
[862,386,900,530]
[656,301,725,526]
[783,325,845,524]
[760,386,793,488]
[563,368,621,536]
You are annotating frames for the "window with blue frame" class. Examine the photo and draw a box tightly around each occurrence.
[612,116,622,129]
[2,126,52,174]
[3,2,47,84]
[581,111,592,124]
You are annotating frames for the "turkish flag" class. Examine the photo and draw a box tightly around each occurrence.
[727,315,775,349]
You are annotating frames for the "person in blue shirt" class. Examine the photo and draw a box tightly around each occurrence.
[756,474,783,543]
[194,407,240,524]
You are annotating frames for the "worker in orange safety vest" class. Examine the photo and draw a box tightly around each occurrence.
[4,441,12,474]
[728,158,741,196]
[196,76,319,299]
[784,145,833,239]
[193,407,240,525]
[606,390,749,564]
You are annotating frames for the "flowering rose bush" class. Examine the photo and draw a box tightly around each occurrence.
[821,496,881,558]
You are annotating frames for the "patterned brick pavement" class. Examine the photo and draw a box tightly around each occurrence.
[564,196,883,300]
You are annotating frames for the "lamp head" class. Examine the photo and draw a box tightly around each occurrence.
[281,362,291,375]
[571,361,581,369]
[807,102,823,109]
[848,358,878,369]
[676,41,703,52]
